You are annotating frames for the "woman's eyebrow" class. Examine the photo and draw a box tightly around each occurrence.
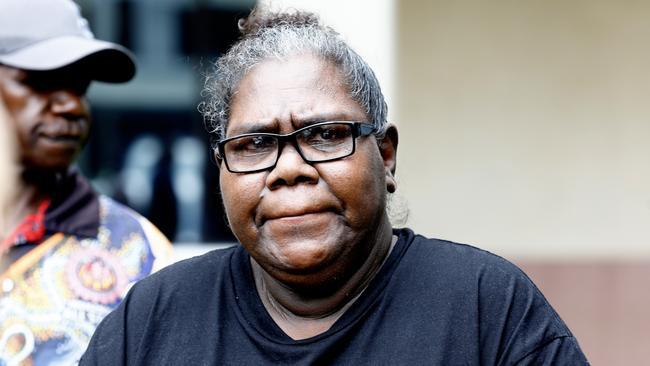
[292,113,357,128]
[227,113,359,136]
[226,121,277,136]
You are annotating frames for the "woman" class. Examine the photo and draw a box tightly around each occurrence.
[82,9,588,365]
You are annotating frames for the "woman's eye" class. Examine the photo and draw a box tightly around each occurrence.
[245,136,275,151]
[319,128,334,139]
[309,126,347,140]
[251,136,267,147]
[229,136,275,154]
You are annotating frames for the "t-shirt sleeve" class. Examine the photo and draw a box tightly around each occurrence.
[513,336,590,365]
[80,280,152,366]
[472,253,590,365]
[79,297,129,365]
[79,253,222,365]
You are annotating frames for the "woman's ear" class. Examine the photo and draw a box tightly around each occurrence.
[378,124,398,193]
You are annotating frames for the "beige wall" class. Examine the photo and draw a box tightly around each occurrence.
[260,0,650,260]
[396,0,650,260]
[230,2,646,362]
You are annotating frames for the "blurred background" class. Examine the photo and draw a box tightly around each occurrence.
[75,0,648,363]
[76,0,255,244]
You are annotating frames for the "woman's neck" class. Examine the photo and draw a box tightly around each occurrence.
[252,230,398,340]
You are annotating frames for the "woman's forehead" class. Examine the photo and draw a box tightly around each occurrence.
[226,55,365,135]
[237,55,343,97]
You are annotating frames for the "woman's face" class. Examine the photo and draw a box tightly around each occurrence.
[219,54,397,288]
[0,65,91,171]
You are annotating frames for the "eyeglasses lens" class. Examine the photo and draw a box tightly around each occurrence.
[222,122,358,173]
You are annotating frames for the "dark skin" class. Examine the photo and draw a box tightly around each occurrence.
[0,65,91,171]
[0,64,91,239]
[220,54,398,339]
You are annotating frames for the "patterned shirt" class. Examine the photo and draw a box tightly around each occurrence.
[0,171,172,365]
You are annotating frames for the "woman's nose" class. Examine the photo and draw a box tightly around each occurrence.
[265,142,319,189]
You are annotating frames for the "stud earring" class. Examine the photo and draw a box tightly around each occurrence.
[386,171,396,193]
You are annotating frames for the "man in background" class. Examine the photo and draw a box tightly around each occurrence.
[0,0,172,363]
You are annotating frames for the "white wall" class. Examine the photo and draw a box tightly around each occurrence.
[261,0,396,122]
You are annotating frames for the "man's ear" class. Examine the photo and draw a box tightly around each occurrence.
[378,124,398,193]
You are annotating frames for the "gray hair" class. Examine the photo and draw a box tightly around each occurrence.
[199,8,388,146]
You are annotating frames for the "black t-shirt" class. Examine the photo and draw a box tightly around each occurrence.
[81,228,589,365]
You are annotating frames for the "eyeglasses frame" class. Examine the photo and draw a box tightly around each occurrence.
[215,121,377,174]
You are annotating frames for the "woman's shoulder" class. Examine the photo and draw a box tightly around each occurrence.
[395,227,556,319]
[126,245,241,304]
[148,245,238,281]
[394,228,584,364]
[397,228,527,279]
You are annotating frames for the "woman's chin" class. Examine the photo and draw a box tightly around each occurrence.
[269,239,339,274]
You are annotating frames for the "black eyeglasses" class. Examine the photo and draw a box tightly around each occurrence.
[215,121,377,173]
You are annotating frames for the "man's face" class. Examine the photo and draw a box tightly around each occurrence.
[0,65,91,171]
[220,55,396,289]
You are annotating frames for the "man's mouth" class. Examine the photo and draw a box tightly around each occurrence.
[37,132,85,148]
[37,118,88,142]
[42,134,82,142]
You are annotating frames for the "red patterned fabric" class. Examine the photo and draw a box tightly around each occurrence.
[1,199,51,252]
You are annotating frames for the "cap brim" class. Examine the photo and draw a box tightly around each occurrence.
[0,36,136,83]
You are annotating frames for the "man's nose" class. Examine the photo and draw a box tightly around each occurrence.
[49,89,86,117]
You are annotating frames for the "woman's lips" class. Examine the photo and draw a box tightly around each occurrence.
[257,187,343,226]
[258,200,341,226]
[263,209,333,222]
[262,211,337,234]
